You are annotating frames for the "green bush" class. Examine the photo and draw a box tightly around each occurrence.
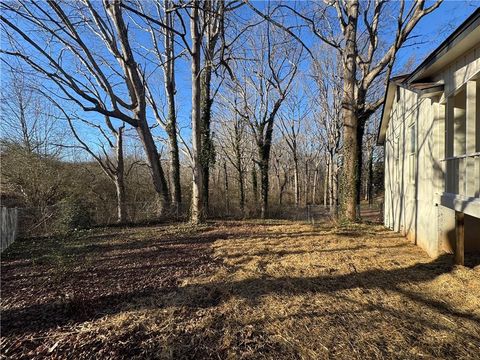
[55,197,93,233]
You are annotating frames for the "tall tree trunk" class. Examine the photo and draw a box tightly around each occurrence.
[367,147,374,206]
[274,161,282,206]
[323,159,328,207]
[238,169,245,217]
[200,70,213,215]
[257,116,275,219]
[115,127,127,224]
[328,152,333,208]
[312,166,318,205]
[163,0,182,208]
[251,160,258,210]
[166,121,181,208]
[339,0,359,222]
[190,1,204,224]
[278,175,283,205]
[293,154,300,207]
[115,173,127,224]
[223,161,229,215]
[199,0,223,216]
[279,173,287,206]
[235,151,245,217]
[259,147,270,219]
[333,158,338,215]
[355,117,366,211]
[304,160,309,206]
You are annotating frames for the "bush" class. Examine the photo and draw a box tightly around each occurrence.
[55,197,93,233]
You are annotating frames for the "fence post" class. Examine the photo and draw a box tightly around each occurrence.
[1,207,19,252]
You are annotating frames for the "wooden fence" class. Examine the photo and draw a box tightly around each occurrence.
[1,207,18,253]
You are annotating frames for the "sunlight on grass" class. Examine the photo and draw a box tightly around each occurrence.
[2,221,479,359]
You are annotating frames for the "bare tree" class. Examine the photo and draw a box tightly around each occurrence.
[199,0,224,214]
[137,0,183,209]
[247,0,443,221]
[0,70,67,230]
[1,0,170,214]
[47,94,130,224]
[217,92,248,217]
[189,0,204,223]
[362,112,382,206]
[271,145,290,206]
[278,85,309,208]
[231,23,301,218]
[309,48,343,212]
[0,67,63,156]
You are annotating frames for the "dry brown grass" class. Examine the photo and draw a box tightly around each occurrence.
[2,220,480,359]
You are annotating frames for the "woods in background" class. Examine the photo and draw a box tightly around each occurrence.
[0,0,441,229]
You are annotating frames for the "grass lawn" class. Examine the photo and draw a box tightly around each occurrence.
[1,220,480,359]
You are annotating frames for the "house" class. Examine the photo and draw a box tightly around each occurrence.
[377,9,480,264]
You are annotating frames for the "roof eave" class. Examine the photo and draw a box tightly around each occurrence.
[406,8,480,83]
[376,81,397,146]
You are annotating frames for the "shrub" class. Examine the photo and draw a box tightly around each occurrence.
[55,197,93,233]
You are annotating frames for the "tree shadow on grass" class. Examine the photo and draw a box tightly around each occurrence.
[3,250,479,340]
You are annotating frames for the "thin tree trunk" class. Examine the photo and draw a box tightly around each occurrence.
[259,152,269,219]
[235,150,245,217]
[274,160,282,206]
[167,123,181,208]
[367,147,374,207]
[323,159,328,207]
[278,175,284,205]
[293,155,299,207]
[312,166,318,205]
[238,168,245,217]
[333,158,338,215]
[277,176,281,205]
[328,153,333,208]
[163,0,181,208]
[223,161,229,215]
[115,127,127,224]
[279,172,287,206]
[304,160,309,206]
[251,160,258,210]
[115,174,127,224]
[355,118,366,215]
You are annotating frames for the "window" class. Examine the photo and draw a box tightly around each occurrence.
[409,124,416,154]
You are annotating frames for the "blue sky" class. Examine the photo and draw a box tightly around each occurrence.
[1,1,478,160]
[395,1,479,70]
[176,1,480,141]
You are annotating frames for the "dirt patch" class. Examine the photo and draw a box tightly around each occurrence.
[1,220,479,359]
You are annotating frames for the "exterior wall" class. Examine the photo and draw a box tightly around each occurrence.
[384,87,443,257]
[433,43,480,98]
[384,43,480,257]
